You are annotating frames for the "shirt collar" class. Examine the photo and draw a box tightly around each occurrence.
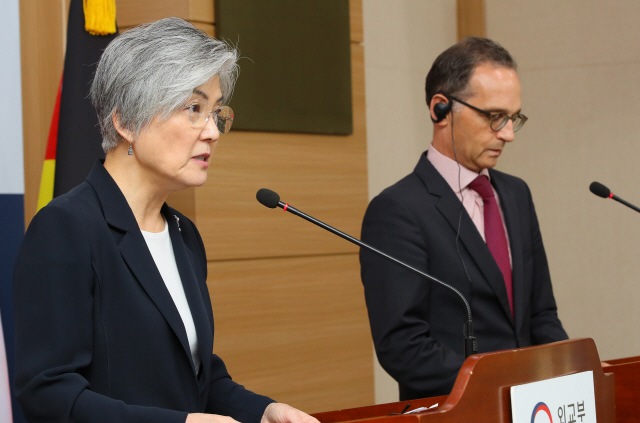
[426,143,490,194]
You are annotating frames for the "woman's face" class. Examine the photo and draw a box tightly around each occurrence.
[133,77,223,192]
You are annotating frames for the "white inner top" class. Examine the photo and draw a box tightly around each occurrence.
[142,219,201,375]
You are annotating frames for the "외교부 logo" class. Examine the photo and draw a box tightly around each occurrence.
[531,402,553,423]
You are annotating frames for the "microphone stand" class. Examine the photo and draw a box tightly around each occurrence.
[611,194,640,214]
[274,200,478,358]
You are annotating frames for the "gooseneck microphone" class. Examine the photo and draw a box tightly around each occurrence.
[589,182,640,214]
[256,188,478,358]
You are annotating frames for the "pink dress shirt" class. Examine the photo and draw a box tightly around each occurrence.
[427,144,512,266]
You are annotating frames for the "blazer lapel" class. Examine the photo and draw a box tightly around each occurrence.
[490,171,525,333]
[163,206,213,389]
[415,154,514,323]
[86,162,195,373]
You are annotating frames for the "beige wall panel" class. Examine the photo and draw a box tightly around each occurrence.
[197,44,367,261]
[487,2,640,71]
[365,66,434,198]
[116,0,214,27]
[363,0,457,200]
[20,0,67,226]
[208,254,373,413]
[485,0,640,360]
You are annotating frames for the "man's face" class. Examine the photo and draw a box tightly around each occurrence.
[450,64,522,172]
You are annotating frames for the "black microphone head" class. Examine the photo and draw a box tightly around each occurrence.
[589,181,611,199]
[256,188,280,208]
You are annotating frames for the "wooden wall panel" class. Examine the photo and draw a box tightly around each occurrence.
[350,0,364,43]
[200,2,373,410]
[208,254,373,413]
[116,0,214,27]
[20,0,67,226]
[192,22,215,37]
[198,44,367,260]
[197,1,373,411]
[119,23,214,37]
[456,0,486,40]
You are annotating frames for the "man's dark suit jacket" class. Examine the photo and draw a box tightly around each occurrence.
[13,162,274,423]
[360,152,567,400]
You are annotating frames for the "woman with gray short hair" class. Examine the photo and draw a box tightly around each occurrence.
[13,17,319,423]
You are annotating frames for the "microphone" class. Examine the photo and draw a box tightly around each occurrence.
[256,188,478,358]
[589,182,640,214]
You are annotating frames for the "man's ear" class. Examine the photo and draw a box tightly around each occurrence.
[112,112,134,142]
[430,93,452,124]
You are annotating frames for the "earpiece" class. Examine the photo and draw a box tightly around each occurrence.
[431,99,452,123]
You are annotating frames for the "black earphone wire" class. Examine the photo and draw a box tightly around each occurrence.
[449,108,472,282]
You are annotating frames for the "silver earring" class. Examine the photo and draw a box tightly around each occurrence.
[128,143,133,155]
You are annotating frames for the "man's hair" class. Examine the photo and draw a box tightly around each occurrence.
[91,17,239,152]
[425,37,516,107]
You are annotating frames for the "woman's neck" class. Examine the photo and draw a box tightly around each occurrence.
[104,146,171,233]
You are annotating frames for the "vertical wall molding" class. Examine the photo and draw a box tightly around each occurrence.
[457,0,486,40]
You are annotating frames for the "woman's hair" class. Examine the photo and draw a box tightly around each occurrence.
[91,17,239,152]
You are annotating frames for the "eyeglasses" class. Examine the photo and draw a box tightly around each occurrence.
[449,96,527,132]
[183,99,234,134]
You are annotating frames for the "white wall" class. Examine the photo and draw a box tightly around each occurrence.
[0,0,24,194]
[362,0,457,404]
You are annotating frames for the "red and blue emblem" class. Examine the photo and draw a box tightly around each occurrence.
[531,402,553,423]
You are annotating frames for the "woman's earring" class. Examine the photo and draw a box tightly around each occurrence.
[128,143,133,155]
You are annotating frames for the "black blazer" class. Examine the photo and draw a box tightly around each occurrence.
[13,162,273,423]
[360,152,567,400]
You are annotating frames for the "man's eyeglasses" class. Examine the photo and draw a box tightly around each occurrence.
[449,96,527,132]
[183,99,234,134]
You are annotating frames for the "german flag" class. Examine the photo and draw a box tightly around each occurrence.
[37,78,61,211]
[37,0,118,210]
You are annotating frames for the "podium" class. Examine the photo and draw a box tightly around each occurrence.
[313,338,617,423]
[605,355,640,422]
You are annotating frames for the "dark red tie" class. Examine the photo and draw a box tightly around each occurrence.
[468,175,514,316]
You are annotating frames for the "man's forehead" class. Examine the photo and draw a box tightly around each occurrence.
[469,64,519,86]
[465,64,521,109]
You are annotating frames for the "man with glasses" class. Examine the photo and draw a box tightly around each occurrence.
[360,37,568,401]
